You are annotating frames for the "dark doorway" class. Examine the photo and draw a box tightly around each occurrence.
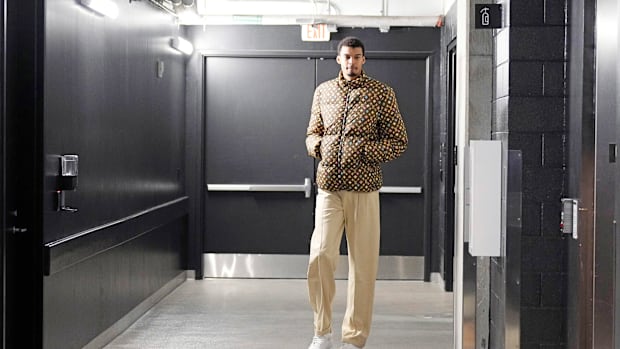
[202,52,432,279]
[4,0,44,347]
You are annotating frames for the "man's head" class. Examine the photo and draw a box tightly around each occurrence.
[336,36,366,81]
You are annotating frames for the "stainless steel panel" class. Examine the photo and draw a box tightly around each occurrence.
[461,245,477,349]
[476,257,490,349]
[594,0,618,347]
[566,0,596,346]
[505,150,522,349]
[203,253,425,280]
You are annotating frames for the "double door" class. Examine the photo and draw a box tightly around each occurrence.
[203,54,429,279]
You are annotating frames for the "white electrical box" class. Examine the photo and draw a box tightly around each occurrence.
[468,140,502,256]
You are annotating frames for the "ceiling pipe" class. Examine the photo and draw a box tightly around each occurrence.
[146,0,179,17]
[179,14,443,27]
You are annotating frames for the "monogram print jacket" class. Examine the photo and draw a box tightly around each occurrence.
[306,71,408,192]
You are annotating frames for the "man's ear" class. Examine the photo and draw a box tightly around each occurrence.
[336,55,341,64]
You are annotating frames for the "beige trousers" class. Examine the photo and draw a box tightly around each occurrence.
[307,189,380,348]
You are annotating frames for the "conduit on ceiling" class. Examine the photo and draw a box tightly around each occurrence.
[149,0,444,28]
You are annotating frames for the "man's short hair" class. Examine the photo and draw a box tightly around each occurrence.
[337,36,365,56]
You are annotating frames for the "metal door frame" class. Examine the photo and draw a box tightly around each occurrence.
[4,0,45,347]
[199,49,435,280]
[565,0,597,346]
[0,0,5,344]
[443,39,457,292]
[592,0,618,347]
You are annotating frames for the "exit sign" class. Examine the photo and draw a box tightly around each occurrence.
[301,24,330,42]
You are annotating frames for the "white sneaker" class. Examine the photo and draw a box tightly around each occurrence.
[340,343,362,349]
[308,333,333,349]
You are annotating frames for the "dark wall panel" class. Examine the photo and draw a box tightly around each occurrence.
[187,25,439,54]
[43,218,186,349]
[41,1,188,348]
[44,0,186,244]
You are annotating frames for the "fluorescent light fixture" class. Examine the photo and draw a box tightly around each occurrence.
[171,36,194,55]
[80,0,119,19]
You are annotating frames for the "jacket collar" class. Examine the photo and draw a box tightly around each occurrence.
[338,70,368,88]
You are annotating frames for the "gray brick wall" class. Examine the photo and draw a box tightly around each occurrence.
[502,0,568,347]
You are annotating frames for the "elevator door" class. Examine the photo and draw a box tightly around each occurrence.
[204,55,429,279]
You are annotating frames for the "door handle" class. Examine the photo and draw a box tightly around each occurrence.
[208,177,313,198]
[6,226,27,234]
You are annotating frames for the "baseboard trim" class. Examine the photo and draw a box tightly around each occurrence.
[83,271,187,349]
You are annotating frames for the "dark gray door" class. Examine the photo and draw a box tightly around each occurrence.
[204,57,316,254]
[204,55,430,277]
[365,58,427,256]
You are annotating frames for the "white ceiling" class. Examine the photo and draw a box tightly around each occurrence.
[174,0,450,26]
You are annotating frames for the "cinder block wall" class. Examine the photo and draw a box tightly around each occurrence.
[491,0,568,347]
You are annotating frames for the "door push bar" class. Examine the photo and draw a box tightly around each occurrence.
[379,186,423,194]
[207,178,422,198]
[208,177,313,198]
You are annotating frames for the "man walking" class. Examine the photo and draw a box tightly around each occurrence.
[305,36,408,349]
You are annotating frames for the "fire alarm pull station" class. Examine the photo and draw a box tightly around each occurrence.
[560,198,578,239]
[57,155,79,212]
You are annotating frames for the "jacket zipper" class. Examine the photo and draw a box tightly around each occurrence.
[337,84,352,171]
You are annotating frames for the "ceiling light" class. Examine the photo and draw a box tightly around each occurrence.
[171,36,194,55]
[80,0,119,19]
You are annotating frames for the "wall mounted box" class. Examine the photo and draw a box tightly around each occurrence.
[468,140,502,256]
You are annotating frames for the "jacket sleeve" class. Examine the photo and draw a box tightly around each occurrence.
[305,87,323,159]
[364,87,408,163]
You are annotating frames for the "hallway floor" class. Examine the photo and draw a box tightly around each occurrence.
[104,278,453,349]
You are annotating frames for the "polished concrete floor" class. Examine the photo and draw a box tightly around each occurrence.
[104,278,453,349]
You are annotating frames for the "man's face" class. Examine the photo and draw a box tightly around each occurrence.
[337,46,365,81]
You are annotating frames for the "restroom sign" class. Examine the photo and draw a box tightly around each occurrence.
[475,4,502,29]
[301,24,330,42]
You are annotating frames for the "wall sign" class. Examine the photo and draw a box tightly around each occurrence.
[475,4,502,29]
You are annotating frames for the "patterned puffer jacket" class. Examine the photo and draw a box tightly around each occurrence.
[306,71,408,192]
